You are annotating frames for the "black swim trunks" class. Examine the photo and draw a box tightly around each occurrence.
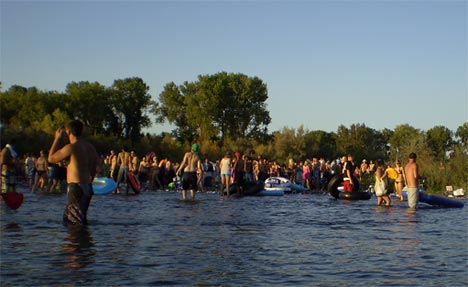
[63,183,93,226]
[182,171,198,190]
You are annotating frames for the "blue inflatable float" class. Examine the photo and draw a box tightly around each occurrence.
[402,190,464,208]
[92,177,117,195]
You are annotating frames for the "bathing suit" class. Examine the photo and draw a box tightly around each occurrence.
[116,166,129,184]
[182,171,198,190]
[1,168,16,193]
[37,170,47,177]
[220,158,231,176]
[406,187,419,209]
[63,183,93,225]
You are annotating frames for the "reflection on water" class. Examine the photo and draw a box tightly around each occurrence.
[62,226,95,269]
[1,190,467,286]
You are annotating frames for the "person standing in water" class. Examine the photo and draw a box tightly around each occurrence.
[394,160,405,201]
[219,152,232,196]
[374,159,391,206]
[115,146,131,194]
[176,143,203,200]
[0,139,18,193]
[48,120,99,225]
[404,152,419,209]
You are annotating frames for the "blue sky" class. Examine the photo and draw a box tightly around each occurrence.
[1,0,467,134]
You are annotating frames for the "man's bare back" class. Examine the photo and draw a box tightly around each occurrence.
[404,160,418,188]
[118,151,131,167]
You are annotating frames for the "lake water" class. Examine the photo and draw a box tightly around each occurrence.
[1,187,467,287]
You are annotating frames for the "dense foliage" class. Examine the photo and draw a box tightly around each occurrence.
[1,76,467,193]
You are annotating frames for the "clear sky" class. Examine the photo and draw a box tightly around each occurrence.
[2,0,467,134]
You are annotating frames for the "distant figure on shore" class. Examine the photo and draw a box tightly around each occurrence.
[404,153,419,209]
[176,144,203,200]
[48,120,99,225]
[0,139,18,193]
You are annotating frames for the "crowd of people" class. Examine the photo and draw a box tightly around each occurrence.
[100,150,411,201]
[1,120,421,226]
[3,147,413,201]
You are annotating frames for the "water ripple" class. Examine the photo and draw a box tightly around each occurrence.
[1,190,467,286]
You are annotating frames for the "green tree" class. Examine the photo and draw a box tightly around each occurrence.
[303,129,337,160]
[455,122,468,147]
[426,126,453,159]
[389,124,423,161]
[157,82,197,142]
[65,81,112,135]
[271,127,307,163]
[0,86,49,133]
[110,77,155,142]
[335,124,386,161]
[158,72,271,145]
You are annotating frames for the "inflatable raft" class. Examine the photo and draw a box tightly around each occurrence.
[92,177,117,195]
[402,190,464,208]
[265,176,306,193]
[256,187,286,196]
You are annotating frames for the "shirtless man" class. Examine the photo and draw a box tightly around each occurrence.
[176,144,203,200]
[108,150,118,180]
[404,152,419,209]
[116,147,131,194]
[33,150,49,192]
[48,120,99,225]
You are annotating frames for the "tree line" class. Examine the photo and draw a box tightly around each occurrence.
[1,73,467,193]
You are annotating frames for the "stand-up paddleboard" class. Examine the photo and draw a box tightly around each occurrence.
[127,172,141,194]
[1,192,24,210]
[402,190,464,208]
[92,177,117,195]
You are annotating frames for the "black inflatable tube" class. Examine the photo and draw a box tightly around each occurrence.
[327,174,360,199]
[339,191,371,200]
[226,181,264,196]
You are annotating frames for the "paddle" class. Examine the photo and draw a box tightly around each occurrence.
[1,192,24,210]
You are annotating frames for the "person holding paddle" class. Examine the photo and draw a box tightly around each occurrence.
[48,120,99,225]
